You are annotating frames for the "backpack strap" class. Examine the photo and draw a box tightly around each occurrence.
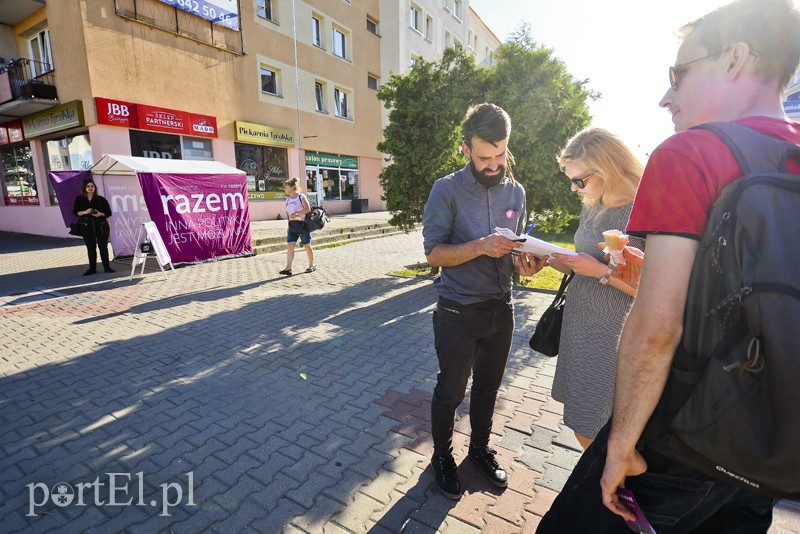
[690,121,800,174]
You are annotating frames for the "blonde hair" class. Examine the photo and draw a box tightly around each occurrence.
[283,177,300,192]
[557,128,643,208]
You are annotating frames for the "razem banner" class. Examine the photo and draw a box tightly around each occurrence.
[104,175,152,257]
[136,172,252,264]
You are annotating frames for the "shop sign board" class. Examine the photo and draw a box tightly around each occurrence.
[234,121,294,147]
[95,97,218,138]
[305,151,358,169]
[0,120,22,145]
[22,100,85,138]
[157,0,239,31]
[784,101,800,114]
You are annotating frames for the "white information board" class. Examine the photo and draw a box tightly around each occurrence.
[130,222,175,280]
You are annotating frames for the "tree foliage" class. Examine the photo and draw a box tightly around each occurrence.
[377,24,597,233]
[488,24,597,232]
[377,47,486,231]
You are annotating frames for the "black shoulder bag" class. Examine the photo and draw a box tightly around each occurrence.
[529,273,574,357]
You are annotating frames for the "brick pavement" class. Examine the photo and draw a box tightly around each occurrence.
[1,222,798,533]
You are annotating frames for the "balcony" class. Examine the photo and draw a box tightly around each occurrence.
[0,58,59,123]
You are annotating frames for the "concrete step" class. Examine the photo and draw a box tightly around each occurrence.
[252,222,404,255]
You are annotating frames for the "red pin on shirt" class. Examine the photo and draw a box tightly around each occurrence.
[505,209,515,219]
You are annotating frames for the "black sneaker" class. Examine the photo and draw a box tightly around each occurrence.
[83,269,97,276]
[431,454,462,500]
[468,446,508,487]
[104,267,116,273]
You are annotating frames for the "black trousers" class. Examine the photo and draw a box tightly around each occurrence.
[431,294,514,457]
[82,221,111,270]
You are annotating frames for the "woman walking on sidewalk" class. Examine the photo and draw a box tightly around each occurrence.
[279,177,315,276]
[72,179,114,276]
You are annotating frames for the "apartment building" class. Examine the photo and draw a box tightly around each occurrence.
[0,0,499,238]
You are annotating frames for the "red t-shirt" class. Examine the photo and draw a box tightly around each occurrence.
[627,116,800,239]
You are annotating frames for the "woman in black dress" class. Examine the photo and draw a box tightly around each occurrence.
[72,179,114,275]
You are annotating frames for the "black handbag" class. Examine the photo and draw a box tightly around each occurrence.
[529,273,574,357]
[68,221,85,236]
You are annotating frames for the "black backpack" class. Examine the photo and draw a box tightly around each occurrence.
[643,122,800,498]
[304,206,329,232]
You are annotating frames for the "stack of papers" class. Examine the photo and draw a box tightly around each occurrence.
[494,227,577,257]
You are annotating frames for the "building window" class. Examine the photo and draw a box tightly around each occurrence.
[444,0,452,12]
[236,143,290,201]
[261,66,281,96]
[366,16,379,35]
[312,16,323,47]
[1,145,38,206]
[410,5,421,32]
[44,133,93,204]
[453,0,463,19]
[334,87,351,119]
[445,31,453,49]
[332,26,348,59]
[425,16,433,41]
[182,137,214,161]
[315,81,326,112]
[256,0,275,22]
[27,27,53,76]
[129,130,182,159]
[410,54,420,69]
[367,74,379,90]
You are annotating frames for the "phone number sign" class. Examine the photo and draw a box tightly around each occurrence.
[158,0,239,31]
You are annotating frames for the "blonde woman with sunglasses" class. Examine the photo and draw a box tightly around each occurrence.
[545,128,644,450]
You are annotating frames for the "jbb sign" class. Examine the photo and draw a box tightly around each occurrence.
[95,97,217,138]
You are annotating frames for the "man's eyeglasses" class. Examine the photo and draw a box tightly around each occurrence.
[669,47,759,90]
[570,173,595,189]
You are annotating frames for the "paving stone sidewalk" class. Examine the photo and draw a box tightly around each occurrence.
[1,222,798,533]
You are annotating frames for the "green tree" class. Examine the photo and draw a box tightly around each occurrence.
[487,24,597,232]
[377,26,596,233]
[377,46,486,231]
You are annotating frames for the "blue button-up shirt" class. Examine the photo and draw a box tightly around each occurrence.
[422,165,527,305]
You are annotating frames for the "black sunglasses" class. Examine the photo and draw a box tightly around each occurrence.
[669,47,758,90]
[570,172,595,189]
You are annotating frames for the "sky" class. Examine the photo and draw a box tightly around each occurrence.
[468,0,771,158]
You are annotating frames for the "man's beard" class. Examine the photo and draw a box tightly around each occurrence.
[470,161,505,188]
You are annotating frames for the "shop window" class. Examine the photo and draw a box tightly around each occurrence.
[334,87,351,119]
[312,15,324,48]
[410,5,422,32]
[332,26,349,59]
[182,137,214,161]
[261,66,281,96]
[1,145,38,206]
[28,27,53,76]
[130,130,182,159]
[44,133,93,204]
[315,80,326,112]
[366,17,379,36]
[314,167,356,201]
[256,0,276,23]
[367,74,379,90]
[235,143,289,201]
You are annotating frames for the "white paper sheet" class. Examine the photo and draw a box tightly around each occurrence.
[494,227,578,257]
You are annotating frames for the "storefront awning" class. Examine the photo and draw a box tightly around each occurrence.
[91,154,245,176]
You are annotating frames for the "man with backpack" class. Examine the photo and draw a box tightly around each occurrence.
[537,0,800,531]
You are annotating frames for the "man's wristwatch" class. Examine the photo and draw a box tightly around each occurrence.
[599,266,614,285]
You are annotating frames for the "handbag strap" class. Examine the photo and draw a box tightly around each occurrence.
[549,273,574,305]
